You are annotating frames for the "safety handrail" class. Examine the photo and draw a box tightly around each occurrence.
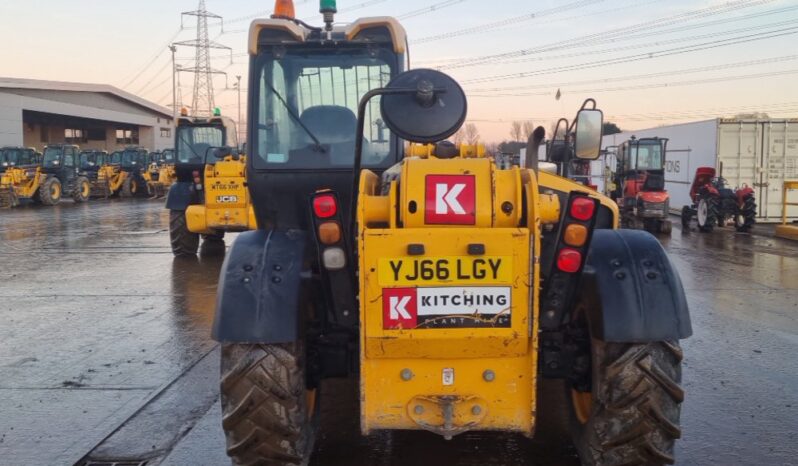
[781,180,798,226]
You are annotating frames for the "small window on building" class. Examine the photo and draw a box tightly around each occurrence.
[160,127,171,138]
[115,128,139,145]
[65,129,86,144]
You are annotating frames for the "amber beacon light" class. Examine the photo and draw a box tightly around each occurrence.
[273,0,296,19]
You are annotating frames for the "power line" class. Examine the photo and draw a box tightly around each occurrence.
[460,26,798,85]
[397,0,469,20]
[121,28,182,89]
[467,101,798,124]
[456,15,798,70]
[466,55,798,93]
[441,0,775,70]
[413,0,608,44]
[468,69,798,98]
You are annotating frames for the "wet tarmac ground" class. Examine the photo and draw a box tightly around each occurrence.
[0,199,796,465]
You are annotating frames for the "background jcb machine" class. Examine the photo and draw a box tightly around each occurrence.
[146,148,176,197]
[91,151,122,198]
[166,110,255,256]
[1,146,40,172]
[0,144,90,207]
[78,149,108,190]
[608,137,672,235]
[116,147,150,197]
[0,147,40,208]
[211,3,692,466]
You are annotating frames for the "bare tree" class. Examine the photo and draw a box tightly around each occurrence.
[465,123,480,146]
[453,127,466,145]
[510,121,523,142]
[523,121,535,139]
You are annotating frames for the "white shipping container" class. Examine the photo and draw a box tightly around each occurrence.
[602,118,798,223]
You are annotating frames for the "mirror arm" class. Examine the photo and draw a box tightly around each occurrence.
[349,86,421,241]
[567,98,597,135]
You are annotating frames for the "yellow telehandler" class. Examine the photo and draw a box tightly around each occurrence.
[0,144,90,207]
[165,110,256,256]
[211,2,692,465]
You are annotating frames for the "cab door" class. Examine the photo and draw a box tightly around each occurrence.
[62,147,78,187]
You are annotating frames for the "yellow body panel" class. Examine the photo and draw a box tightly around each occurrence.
[400,158,524,228]
[0,166,45,199]
[537,170,619,228]
[186,156,257,234]
[358,156,543,437]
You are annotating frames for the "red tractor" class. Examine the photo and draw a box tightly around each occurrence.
[681,167,756,232]
[609,137,672,234]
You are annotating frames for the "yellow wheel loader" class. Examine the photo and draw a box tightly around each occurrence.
[211,3,692,465]
[165,111,256,257]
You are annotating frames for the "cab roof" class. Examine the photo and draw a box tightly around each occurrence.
[248,16,406,55]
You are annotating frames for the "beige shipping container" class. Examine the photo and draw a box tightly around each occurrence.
[717,119,798,222]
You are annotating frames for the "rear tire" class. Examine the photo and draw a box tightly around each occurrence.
[660,220,672,235]
[169,210,199,257]
[570,341,684,466]
[72,176,90,203]
[696,196,717,232]
[220,343,317,466]
[680,206,691,229]
[735,194,756,232]
[39,177,61,206]
[121,177,139,198]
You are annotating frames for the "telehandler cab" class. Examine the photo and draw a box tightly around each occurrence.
[78,150,109,184]
[165,111,255,256]
[212,3,692,465]
[1,146,40,172]
[117,147,150,197]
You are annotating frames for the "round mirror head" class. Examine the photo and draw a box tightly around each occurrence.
[380,69,467,144]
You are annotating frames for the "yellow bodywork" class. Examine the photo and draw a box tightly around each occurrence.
[145,163,176,198]
[92,165,126,197]
[356,156,617,437]
[0,166,46,207]
[185,155,257,234]
[407,143,486,159]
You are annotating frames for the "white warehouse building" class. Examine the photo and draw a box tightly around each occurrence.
[0,77,173,152]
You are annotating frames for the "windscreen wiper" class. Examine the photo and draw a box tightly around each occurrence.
[262,79,326,153]
[178,134,202,162]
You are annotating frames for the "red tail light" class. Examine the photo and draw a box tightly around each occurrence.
[313,194,337,218]
[570,197,596,221]
[556,248,582,273]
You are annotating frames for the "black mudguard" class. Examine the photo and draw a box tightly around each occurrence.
[165,181,194,210]
[212,229,307,343]
[580,229,692,342]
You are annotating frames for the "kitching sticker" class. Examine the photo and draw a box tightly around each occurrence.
[382,286,512,329]
[378,256,511,285]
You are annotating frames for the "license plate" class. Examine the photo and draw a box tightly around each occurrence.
[378,256,511,286]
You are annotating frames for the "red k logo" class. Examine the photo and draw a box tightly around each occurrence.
[382,288,417,329]
[424,175,476,224]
